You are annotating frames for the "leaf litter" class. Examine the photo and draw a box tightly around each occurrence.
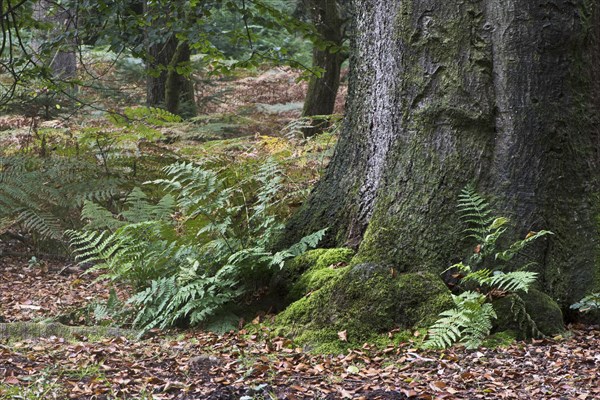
[1,248,599,399]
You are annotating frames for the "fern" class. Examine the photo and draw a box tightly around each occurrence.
[69,160,326,335]
[126,261,240,335]
[495,230,553,261]
[67,220,178,289]
[427,186,552,349]
[121,188,176,223]
[457,185,495,242]
[424,291,496,349]
[487,271,538,293]
[509,294,542,339]
[0,155,122,246]
[454,264,538,294]
[81,201,124,231]
[571,292,600,312]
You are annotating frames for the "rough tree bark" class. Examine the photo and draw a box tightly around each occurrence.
[302,0,346,137]
[283,0,600,309]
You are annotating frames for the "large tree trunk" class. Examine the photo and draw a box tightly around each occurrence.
[302,0,346,137]
[283,0,600,308]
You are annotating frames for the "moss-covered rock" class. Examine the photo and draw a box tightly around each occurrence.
[284,247,354,302]
[271,248,354,302]
[288,265,349,303]
[275,263,452,349]
[287,249,331,274]
[492,289,565,339]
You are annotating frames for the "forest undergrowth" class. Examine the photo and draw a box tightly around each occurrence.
[0,67,598,400]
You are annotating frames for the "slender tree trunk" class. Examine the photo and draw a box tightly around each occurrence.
[302,0,346,137]
[145,36,177,107]
[144,2,195,116]
[165,41,196,117]
[32,1,77,80]
[283,0,600,309]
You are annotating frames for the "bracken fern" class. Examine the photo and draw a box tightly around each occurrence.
[69,160,326,334]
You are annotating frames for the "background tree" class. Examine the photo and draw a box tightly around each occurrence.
[143,0,197,117]
[282,0,600,313]
[299,0,347,137]
[32,0,77,80]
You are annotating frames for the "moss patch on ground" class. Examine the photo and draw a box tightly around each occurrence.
[275,263,452,351]
[0,322,138,341]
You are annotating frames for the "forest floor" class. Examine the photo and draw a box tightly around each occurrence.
[1,67,599,399]
[1,245,599,400]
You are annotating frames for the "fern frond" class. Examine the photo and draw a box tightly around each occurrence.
[424,291,496,349]
[462,303,496,349]
[81,201,123,231]
[271,228,328,268]
[462,268,492,286]
[570,292,600,312]
[457,185,495,241]
[495,230,554,261]
[17,209,64,240]
[487,271,538,293]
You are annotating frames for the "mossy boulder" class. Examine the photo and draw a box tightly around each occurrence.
[275,263,453,349]
[271,248,354,301]
[492,289,565,339]
[288,264,349,303]
[288,248,354,275]
[285,247,354,302]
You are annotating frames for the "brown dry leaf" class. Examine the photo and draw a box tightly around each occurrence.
[2,376,20,384]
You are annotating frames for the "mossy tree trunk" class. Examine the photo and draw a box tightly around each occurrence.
[144,0,196,117]
[302,0,346,137]
[165,41,196,117]
[145,35,177,107]
[283,0,600,308]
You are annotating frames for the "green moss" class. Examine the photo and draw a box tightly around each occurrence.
[482,331,516,349]
[272,248,354,302]
[288,249,331,272]
[314,248,355,270]
[288,265,349,303]
[275,263,452,352]
[493,289,565,339]
[0,322,138,342]
[294,328,352,354]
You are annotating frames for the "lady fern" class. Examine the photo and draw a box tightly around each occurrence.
[425,291,496,349]
[457,185,495,242]
[425,186,552,349]
[0,155,122,245]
